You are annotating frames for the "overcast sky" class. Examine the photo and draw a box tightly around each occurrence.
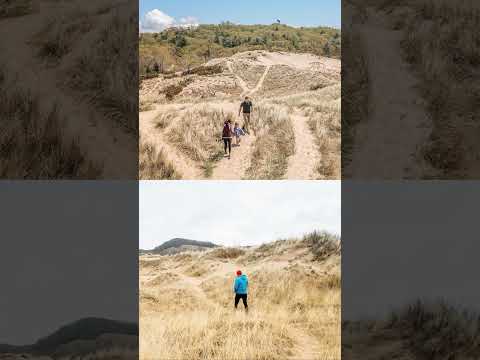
[343,181,480,320]
[140,181,341,249]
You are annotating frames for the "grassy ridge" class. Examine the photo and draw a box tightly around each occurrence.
[140,23,341,76]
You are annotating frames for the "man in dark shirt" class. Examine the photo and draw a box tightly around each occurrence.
[238,96,253,134]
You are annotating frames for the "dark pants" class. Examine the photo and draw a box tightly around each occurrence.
[234,293,248,309]
[223,138,232,154]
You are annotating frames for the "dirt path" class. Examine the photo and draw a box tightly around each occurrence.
[349,9,432,179]
[247,65,271,96]
[209,64,273,179]
[286,111,319,179]
[227,61,271,98]
[140,106,203,179]
[211,134,256,180]
[289,328,324,360]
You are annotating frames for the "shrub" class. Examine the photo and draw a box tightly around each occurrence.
[182,65,223,76]
[139,140,181,180]
[302,231,340,261]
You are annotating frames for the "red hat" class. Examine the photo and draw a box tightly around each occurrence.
[236,270,242,276]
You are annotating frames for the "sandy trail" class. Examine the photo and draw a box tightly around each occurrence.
[140,106,203,179]
[209,64,273,179]
[227,61,271,98]
[287,110,319,179]
[247,65,271,96]
[349,9,432,179]
[211,134,255,180]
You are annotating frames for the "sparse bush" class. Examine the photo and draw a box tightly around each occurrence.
[139,100,155,112]
[0,71,101,179]
[206,247,246,260]
[182,65,223,76]
[139,140,181,180]
[154,113,174,130]
[66,6,138,133]
[307,85,341,179]
[35,13,92,61]
[245,105,295,179]
[166,107,230,172]
[302,231,341,261]
[396,0,480,176]
[310,83,325,91]
[162,79,193,100]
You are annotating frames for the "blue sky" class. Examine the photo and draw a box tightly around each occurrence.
[139,0,340,32]
[140,181,341,249]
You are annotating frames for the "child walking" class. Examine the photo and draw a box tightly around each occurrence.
[233,122,246,146]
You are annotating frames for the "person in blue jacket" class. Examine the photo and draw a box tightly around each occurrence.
[233,270,249,311]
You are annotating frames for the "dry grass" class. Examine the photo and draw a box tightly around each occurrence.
[341,32,369,173]
[344,300,480,359]
[33,10,92,62]
[140,232,340,360]
[0,71,101,179]
[166,107,229,176]
[139,100,155,112]
[65,5,138,133]
[139,140,181,180]
[245,105,295,179]
[306,86,341,179]
[360,0,480,177]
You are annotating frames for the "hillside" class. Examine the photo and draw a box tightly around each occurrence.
[0,318,137,359]
[0,0,137,179]
[140,238,218,255]
[343,0,480,179]
[343,301,480,359]
[139,23,341,76]
[140,231,341,360]
[139,50,341,180]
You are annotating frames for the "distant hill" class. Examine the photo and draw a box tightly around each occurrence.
[0,317,137,356]
[140,238,218,255]
[139,23,340,76]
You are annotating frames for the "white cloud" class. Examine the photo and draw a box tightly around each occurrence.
[141,9,199,33]
[139,181,341,249]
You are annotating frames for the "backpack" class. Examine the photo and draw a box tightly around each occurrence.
[222,123,231,138]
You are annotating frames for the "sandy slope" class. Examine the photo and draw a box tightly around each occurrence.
[140,239,340,360]
[0,1,137,178]
[139,51,340,180]
[347,9,433,179]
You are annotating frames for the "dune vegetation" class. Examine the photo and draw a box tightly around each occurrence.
[140,23,340,77]
[140,231,341,360]
[346,0,480,178]
[343,300,480,359]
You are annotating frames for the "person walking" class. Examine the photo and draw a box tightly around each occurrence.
[233,122,246,146]
[238,96,253,134]
[222,119,233,159]
[233,270,248,312]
